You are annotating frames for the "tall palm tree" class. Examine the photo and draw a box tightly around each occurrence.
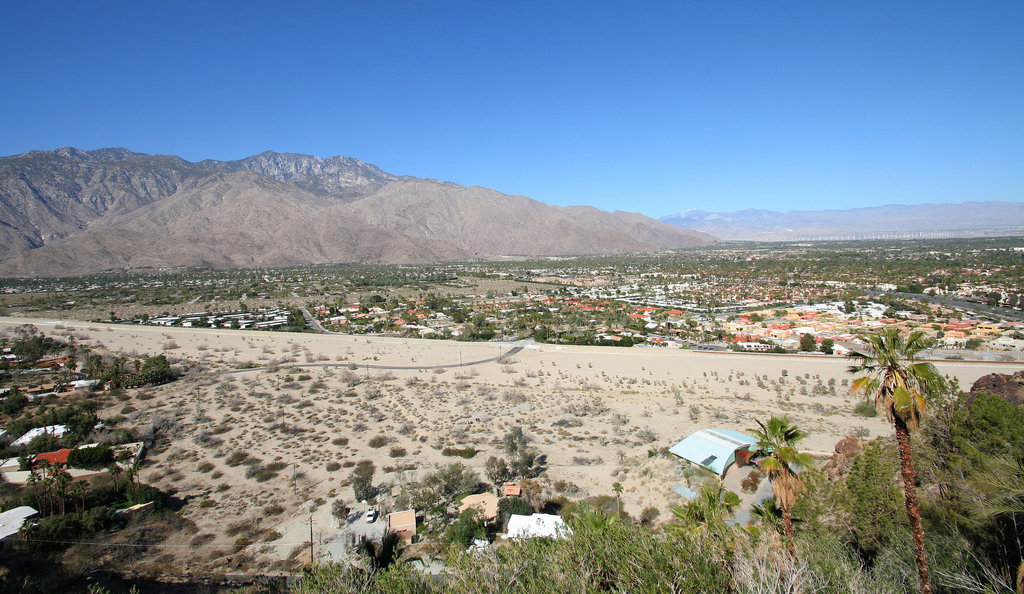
[849,327,946,594]
[748,415,813,558]
[53,468,72,516]
[70,481,88,517]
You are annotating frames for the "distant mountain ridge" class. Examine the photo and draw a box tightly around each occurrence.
[660,202,1024,240]
[0,148,715,276]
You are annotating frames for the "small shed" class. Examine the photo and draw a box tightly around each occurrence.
[387,509,418,544]
[669,429,758,477]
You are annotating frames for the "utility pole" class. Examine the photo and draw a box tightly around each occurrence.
[307,516,315,565]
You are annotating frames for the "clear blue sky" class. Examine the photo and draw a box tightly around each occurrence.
[2,1,1022,218]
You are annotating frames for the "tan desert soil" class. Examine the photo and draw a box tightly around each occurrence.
[0,316,1015,572]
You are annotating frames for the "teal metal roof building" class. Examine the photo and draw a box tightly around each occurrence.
[669,429,758,476]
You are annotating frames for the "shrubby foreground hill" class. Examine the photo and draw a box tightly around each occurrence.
[0,148,714,276]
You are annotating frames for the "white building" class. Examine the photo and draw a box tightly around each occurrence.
[506,513,572,540]
[0,506,37,547]
[12,425,68,447]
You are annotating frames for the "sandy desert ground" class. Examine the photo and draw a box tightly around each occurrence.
[1,316,1018,573]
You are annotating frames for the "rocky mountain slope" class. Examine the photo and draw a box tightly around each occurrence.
[0,148,714,276]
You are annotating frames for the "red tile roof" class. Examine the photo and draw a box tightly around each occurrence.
[34,448,73,466]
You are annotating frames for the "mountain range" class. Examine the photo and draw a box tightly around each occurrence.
[0,148,714,277]
[660,202,1024,240]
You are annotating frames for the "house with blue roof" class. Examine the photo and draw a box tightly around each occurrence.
[668,429,758,477]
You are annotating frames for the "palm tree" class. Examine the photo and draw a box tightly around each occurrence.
[748,415,813,558]
[569,502,621,531]
[749,499,784,537]
[108,463,123,494]
[670,483,741,542]
[53,468,72,516]
[359,531,403,574]
[849,328,946,594]
[971,454,1024,593]
[612,482,623,516]
[26,469,41,511]
[70,481,88,517]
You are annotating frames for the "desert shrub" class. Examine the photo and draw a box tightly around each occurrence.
[197,461,215,473]
[639,506,660,525]
[332,436,349,446]
[853,399,877,417]
[368,435,390,448]
[325,461,341,472]
[225,451,252,466]
[389,446,407,458]
[442,446,477,459]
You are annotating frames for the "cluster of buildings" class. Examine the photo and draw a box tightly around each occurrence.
[144,307,292,329]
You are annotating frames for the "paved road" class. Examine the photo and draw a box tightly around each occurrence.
[299,307,329,333]
[886,292,1024,322]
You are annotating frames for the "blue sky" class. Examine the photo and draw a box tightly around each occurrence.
[1,1,1021,218]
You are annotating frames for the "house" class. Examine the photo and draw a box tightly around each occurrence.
[668,429,758,477]
[33,448,73,467]
[0,506,37,548]
[458,493,500,521]
[387,509,418,544]
[506,513,571,540]
[12,425,68,447]
[503,483,522,497]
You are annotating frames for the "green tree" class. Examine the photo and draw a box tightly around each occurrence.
[138,354,173,385]
[422,463,480,505]
[799,333,816,352]
[748,415,813,557]
[445,508,487,546]
[841,439,907,561]
[497,496,533,528]
[484,456,511,487]
[350,460,376,501]
[849,328,947,594]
